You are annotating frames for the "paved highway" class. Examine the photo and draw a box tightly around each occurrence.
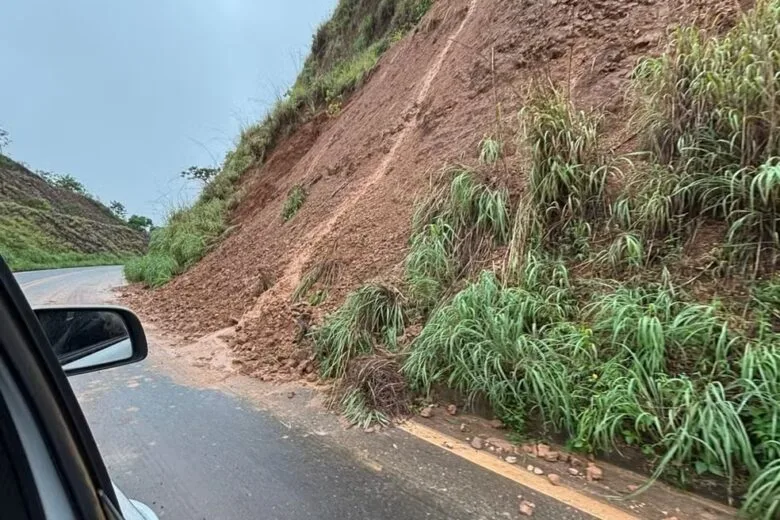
[15,266,591,520]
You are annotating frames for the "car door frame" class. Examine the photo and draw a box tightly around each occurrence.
[0,259,120,518]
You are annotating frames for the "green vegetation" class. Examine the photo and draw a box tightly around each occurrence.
[310,2,780,515]
[125,0,435,287]
[282,184,307,222]
[313,284,405,378]
[478,136,501,165]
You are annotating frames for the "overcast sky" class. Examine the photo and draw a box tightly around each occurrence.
[0,0,334,222]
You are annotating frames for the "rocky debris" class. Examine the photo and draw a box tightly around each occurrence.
[533,467,544,475]
[443,441,454,449]
[568,467,580,476]
[364,426,376,434]
[586,463,603,481]
[626,484,639,493]
[489,419,505,429]
[460,423,468,432]
[419,406,433,418]
[306,372,318,383]
[521,444,538,457]
[471,437,484,450]
[486,437,515,454]
[536,443,551,459]
[446,404,457,415]
[547,473,561,486]
[505,456,518,464]
[518,500,536,516]
[543,450,560,462]
[287,391,296,399]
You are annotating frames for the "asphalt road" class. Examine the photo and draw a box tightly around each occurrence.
[15,266,592,520]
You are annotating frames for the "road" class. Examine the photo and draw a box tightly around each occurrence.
[16,266,593,520]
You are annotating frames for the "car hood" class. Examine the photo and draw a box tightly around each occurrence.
[112,483,158,520]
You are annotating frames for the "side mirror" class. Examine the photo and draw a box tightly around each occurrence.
[33,306,148,376]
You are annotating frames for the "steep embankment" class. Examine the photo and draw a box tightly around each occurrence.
[128,0,742,347]
[0,155,146,270]
[128,0,780,515]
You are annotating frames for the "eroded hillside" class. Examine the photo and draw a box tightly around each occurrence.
[125,0,780,516]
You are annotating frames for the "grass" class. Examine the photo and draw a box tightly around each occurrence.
[627,0,780,275]
[313,284,406,378]
[405,170,510,311]
[282,184,307,222]
[292,259,341,302]
[479,136,501,165]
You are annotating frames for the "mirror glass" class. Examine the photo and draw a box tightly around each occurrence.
[35,309,133,370]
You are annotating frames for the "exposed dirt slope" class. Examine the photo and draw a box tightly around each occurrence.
[0,155,146,266]
[126,0,744,372]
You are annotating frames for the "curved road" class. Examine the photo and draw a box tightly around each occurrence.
[15,266,591,520]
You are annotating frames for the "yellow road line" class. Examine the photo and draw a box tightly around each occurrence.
[399,421,640,520]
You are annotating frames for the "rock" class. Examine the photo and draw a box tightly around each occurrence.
[521,444,538,457]
[505,456,518,464]
[569,457,584,467]
[229,316,240,325]
[460,423,468,432]
[471,437,484,450]
[486,437,515,454]
[489,419,505,429]
[586,463,603,481]
[536,443,551,458]
[544,451,560,462]
[626,484,639,493]
[419,407,433,418]
[443,441,454,449]
[287,391,296,399]
[527,465,535,472]
[364,426,375,434]
[568,467,579,476]
[306,372,318,383]
[446,404,457,415]
[518,500,536,516]
[533,467,544,475]
[547,473,561,486]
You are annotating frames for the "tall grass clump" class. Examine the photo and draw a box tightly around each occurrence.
[282,184,307,222]
[313,284,406,378]
[520,86,608,235]
[631,0,780,274]
[405,170,510,311]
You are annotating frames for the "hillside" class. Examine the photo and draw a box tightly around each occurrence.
[125,0,780,516]
[0,154,146,270]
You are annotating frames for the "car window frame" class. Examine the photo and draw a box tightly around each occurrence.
[0,259,120,518]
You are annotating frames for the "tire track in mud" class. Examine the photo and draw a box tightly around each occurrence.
[244,0,480,318]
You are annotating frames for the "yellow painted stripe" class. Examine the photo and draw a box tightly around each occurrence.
[399,421,640,520]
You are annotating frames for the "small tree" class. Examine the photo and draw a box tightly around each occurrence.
[53,174,87,194]
[127,215,153,234]
[180,165,219,184]
[0,127,9,153]
[109,200,127,219]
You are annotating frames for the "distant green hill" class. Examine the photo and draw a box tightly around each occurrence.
[0,154,146,271]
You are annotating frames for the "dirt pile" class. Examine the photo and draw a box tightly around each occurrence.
[124,0,744,371]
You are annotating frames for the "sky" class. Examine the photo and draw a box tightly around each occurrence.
[0,0,335,223]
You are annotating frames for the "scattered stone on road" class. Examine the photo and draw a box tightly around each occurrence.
[527,465,535,472]
[586,463,603,481]
[471,437,484,450]
[443,441,454,449]
[419,407,433,418]
[568,468,579,476]
[460,423,468,432]
[489,419,505,429]
[519,500,536,516]
[547,473,561,486]
[446,404,457,415]
[521,444,537,457]
[287,391,296,399]
[536,443,551,458]
[533,467,544,475]
[486,437,515,454]
[505,456,518,464]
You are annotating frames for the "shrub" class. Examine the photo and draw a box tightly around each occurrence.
[282,184,307,222]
